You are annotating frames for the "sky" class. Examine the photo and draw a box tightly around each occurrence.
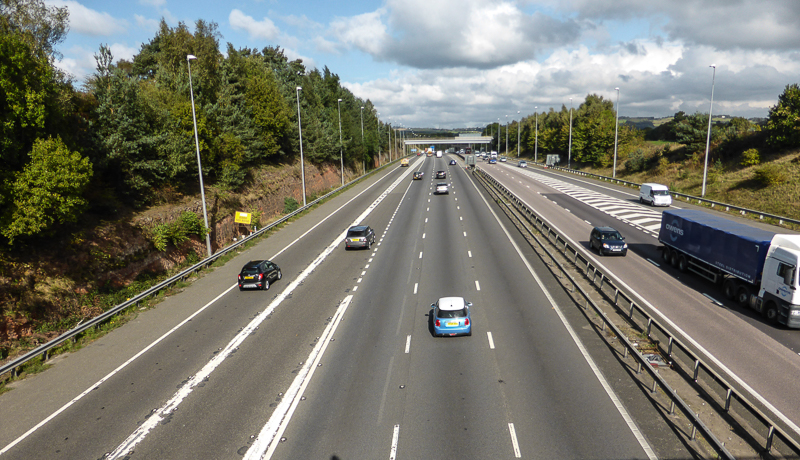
[47,0,800,128]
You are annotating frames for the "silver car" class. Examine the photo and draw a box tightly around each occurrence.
[435,182,449,195]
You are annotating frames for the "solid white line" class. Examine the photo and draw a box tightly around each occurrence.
[508,423,521,458]
[252,296,354,459]
[389,425,400,460]
[3,161,419,457]
[475,280,481,291]
[704,293,724,306]
[487,331,495,349]
[464,171,657,460]
[405,335,411,354]
[646,258,660,267]
[414,283,418,294]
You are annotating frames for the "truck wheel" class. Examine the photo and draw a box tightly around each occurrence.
[661,248,670,262]
[736,286,751,306]
[763,302,778,322]
[678,255,689,272]
[723,279,737,300]
[670,251,680,268]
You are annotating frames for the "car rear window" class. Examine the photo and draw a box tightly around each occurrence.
[437,308,467,318]
[241,266,260,274]
[347,229,366,237]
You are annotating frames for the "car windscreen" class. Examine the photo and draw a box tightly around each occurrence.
[437,308,467,318]
[653,190,670,196]
[601,232,622,241]
[347,230,366,237]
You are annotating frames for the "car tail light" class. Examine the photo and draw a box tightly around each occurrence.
[238,275,242,280]
[435,319,440,327]
[464,318,470,326]
[258,273,263,280]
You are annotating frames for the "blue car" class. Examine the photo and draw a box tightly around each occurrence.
[488,158,497,164]
[431,297,472,337]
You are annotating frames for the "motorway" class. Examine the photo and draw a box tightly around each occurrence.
[0,155,709,459]
[479,159,800,436]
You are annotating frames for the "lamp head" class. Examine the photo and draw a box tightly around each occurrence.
[297,86,302,91]
[187,54,197,61]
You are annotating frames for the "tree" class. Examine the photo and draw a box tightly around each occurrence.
[2,137,93,243]
[767,83,800,149]
[0,0,69,60]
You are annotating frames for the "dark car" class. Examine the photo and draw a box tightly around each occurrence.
[436,170,447,179]
[449,159,456,165]
[238,260,282,291]
[345,225,376,250]
[590,226,628,256]
[413,171,424,180]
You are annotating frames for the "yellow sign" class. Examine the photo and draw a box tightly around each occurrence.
[235,212,252,225]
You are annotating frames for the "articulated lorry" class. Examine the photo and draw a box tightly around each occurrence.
[658,209,800,327]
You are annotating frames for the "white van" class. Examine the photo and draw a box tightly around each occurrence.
[639,183,672,206]
[436,151,443,158]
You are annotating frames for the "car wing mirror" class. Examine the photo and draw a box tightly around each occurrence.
[466,302,473,307]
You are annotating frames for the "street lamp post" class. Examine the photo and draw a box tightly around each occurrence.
[186,54,212,257]
[702,65,716,197]
[360,106,365,174]
[568,97,573,169]
[534,107,538,163]
[613,87,620,178]
[516,110,521,158]
[377,112,381,165]
[296,86,306,207]
[497,118,500,151]
[337,98,344,186]
[505,114,509,155]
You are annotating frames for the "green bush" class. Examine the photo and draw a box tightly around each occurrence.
[148,211,207,251]
[284,197,299,214]
[624,149,647,172]
[740,148,761,167]
[754,164,787,186]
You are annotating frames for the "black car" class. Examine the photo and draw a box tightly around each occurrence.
[413,171,424,180]
[589,226,628,256]
[345,225,376,250]
[449,159,456,165]
[238,260,282,291]
[435,170,447,179]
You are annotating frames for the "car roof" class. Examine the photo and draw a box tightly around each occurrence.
[243,260,264,267]
[437,297,467,310]
[594,226,620,233]
[348,225,369,231]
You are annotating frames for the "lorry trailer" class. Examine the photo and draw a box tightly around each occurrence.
[658,209,800,327]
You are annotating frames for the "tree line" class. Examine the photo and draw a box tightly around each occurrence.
[1,1,388,246]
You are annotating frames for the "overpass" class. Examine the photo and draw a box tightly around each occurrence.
[401,136,493,153]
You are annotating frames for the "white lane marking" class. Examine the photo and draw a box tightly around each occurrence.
[352,286,358,291]
[247,296,354,459]
[427,207,429,211]
[425,217,428,223]
[365,264,370,268]
[0,284,235,457]
[457,206,460,210]
[361,271,367,276]
[460,216,463,221]
[422,233,426,239]
[704,293,724,306]
[109,223,350,459]
[646,258,660,267]
[389,425,400,460]
[414,283,418,294]
[463,231,467,237]
[5,161,418,458]
[508,423,521,458]
[369,258,374,262]
[464,171,657,460]
[487,331,495,349]
[405,335,412,354]
[468,251,472,258]
[357,278,363,283]
[475,280,481,291]
[419,251,423,259]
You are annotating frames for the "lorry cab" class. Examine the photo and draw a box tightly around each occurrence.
[640,183,672,206]
[760,235,800,326]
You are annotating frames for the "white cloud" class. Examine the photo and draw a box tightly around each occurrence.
[135,14,160,33]
[330,10,388,57]
[229,9,280,41]
[47,0,128,36]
